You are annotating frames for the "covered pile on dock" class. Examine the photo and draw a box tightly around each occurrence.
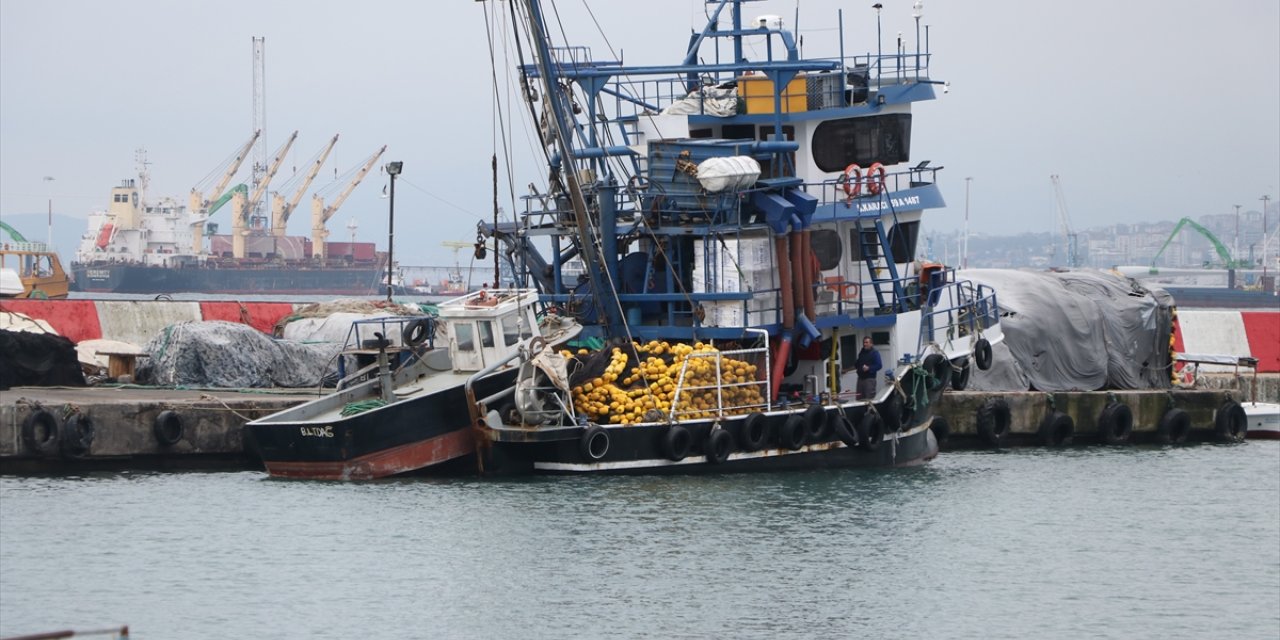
[962,269,1174,392]
[0,329,85,390]
[137,320,342,388]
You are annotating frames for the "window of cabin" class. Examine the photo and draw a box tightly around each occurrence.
[501,314,523,346]
[455,323,475,352]
[811,114,912,173]
[810,228,843,270]
[478,320,495,349]
[887,221,920,262]
[848,226,880,261]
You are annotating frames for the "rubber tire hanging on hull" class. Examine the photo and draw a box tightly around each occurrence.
[858,411,884,451]
[661,425,691,461]
[61,413,95,458]
[738,413,769,452]
[705,428,733,464]
[1156,408,1191,444]
[779,415,807,451]
[976,398,1011,447]
[1214,401,1247,443]
[924,354,950,392]
[1039,411,1075,447]
[1097,402,1133,445]
[974,339,993,371]
[579,425,610,461]
[879,392,904,433]
[803,404,828,442]
[21,409,61,456]
[831,412,860,447]
[929,416,951,446]
[951,358,971,391]
[401,318,432,347]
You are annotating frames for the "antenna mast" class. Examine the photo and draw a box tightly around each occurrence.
[252,36,267,227]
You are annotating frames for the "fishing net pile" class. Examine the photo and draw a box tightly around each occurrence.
[0,329,85,390]
[962,269,1174,392]
[137,321,342,388]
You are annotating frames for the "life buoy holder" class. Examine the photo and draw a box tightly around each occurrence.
[865,162,887,196]
[841,164,863,201]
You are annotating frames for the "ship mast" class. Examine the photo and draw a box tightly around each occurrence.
[251,36,267,229]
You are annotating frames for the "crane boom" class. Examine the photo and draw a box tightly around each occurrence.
[310,145,387,259]
[244,130,298,217]
[272,134,339,236]
[188,130,261,254]
[1150,217,1245,273]
[205,130,261,208]
[1050,174,1079,268]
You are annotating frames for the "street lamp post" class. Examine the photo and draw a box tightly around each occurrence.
[385,161,403,302]
[963,176,972,269]
[42,176,55,247]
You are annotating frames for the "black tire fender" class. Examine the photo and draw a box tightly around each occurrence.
[1097,402,1134,445]
[930,416,951,446]
[660,424,691,461]
[401,317,432,347]
[858,411,884,451]
[831,412,860,448]
[975,397,1011,447]
[802,404,827,441]
[154,410,185,447]
[705,427,733,464]
[738,412,769,452]
[950,358,971,391]
[974,338,993,371]
[579,425,610,461]
[923,354,950,391]
[61,413,96,458]
[879,392,904,433]
[1039,411,1075,447]
[1214,400,1247,443]
[21,409,61,455]
[1156,408,1191,444]
[779,414,807,451]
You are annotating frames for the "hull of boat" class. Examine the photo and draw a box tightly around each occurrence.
[482,402,939,476]
[245,369,517,480]
[1244,402,1280,440]
[71,262,388,296]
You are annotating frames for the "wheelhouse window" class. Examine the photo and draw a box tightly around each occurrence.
[811,114,912,172]
[848,226,880,261]
[887,221,920,262]
[478,320,495,348]
[501,313,530,346]
[455,323,475,352]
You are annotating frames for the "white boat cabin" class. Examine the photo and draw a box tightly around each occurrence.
[437,289,540,373]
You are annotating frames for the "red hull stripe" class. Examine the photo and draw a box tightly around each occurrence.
[1246,430,1280,440]
[264,429,476,480]
[1241,312,1280,373]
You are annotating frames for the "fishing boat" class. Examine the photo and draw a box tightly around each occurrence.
[0,222,70,299]
[461,0,1004,474]
[242,289,581,479]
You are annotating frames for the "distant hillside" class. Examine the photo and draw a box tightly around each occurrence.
[1,213,86,261]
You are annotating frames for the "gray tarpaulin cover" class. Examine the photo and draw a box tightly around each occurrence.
[962,269,1173,392]
[137,321,342,388]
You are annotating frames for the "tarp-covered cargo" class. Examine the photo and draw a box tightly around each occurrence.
[137,320,342,388]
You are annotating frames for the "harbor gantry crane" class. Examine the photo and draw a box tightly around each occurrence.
[271,134,339,237]
[189,130,260,254]
[1051,174,1080,268]
[231,130,298,259]
[310,145,387,260]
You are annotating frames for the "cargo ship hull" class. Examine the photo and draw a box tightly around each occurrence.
[71,262,389,295]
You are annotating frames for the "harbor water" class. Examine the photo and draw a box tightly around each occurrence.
[2,444,1278,639]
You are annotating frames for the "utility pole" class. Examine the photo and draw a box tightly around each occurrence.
[251,36,266,228]
[1263,195,1272,278]
[42,176,54,247]
[963,176,972,269]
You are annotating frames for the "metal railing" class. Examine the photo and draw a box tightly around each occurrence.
[667,329,771,420]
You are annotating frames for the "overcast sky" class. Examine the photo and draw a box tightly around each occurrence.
[1,0,1276,266]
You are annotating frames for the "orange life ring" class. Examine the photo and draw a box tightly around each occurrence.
[865,162,887,196]
[841,164,863,200]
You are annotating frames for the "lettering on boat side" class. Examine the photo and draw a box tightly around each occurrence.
[856,195,921,213]
[87,270,111,279]
[300,426,335,438]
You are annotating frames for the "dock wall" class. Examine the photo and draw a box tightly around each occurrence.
[0,299,300,344]
[1174,309,1279,372]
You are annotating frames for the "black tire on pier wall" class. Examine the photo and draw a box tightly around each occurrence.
[661,424,691,461]
[803,404,828,441]
[21,409,61,456]
[858,411,884,451]
[61,413,96,458]
[1097,402,1134,445]
[975,398,1011,448]
[930,416,951,446]
[705,428,733,464]
[154,410,185,447]
[779,415,807,451]
[1214,401,1248,443]
[831,412,860,447]
[950,359,971,391]
[738,412,769,452]
[1039,411,1075,447]
[1156,408,1192,444]
[974,339,993,371]
[579,425,610,461]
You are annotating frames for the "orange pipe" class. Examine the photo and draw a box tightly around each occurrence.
[775,235,794,330]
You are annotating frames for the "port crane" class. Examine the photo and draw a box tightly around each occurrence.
[271,134,339,237]
[310,145,386,260]
[1150,217,1252,274]
[1050,174,1080,268]
[231,131,298,259]
[189,130,260,254]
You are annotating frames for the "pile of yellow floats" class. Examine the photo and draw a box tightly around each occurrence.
[562,340,764,425]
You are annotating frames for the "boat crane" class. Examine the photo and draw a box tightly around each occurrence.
[310,145,386,260]
[231,131,298,259]
[1050,174,1080,268]
[189,130,261,254]
[271,134,339,237]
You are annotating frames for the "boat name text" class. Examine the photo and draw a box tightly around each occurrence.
[856,195,921,213]
[300,426,335,438]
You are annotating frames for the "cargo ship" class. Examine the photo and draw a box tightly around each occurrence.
[71,142,394,296]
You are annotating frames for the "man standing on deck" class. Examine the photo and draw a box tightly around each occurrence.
[856,337,882,400]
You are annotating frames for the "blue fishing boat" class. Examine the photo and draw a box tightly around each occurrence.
[467,0,1005,474]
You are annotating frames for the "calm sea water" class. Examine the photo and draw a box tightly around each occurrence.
[2,444,1277,639]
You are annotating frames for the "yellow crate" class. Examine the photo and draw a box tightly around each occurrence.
[738,74,807,114]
